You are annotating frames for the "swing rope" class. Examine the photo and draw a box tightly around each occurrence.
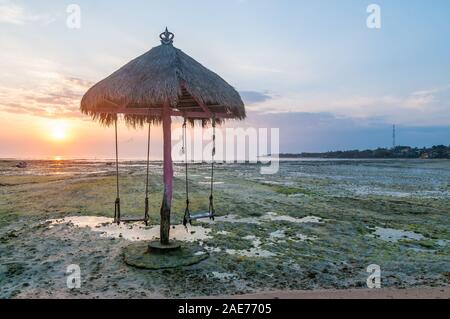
[183,116,216,227]
[114,118,121,224]
[209,117,216,218]
[144,116,151,226]
[113,113,152,226]
[182,118,190,224]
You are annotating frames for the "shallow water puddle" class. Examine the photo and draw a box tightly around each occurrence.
[225,247,276,258]
[371,227,425,243]
[350,186,412,198]
[263,212,324,224]
[47,216,212,242]
[437,239,450,247]
[295,233,317,242]
[202,245,222,253]
[269,230,286,239]
[207,215,261,225]
[225,235,276,258]
[206,212,324,225]
[269,230,316,243]
[210,272,238,281]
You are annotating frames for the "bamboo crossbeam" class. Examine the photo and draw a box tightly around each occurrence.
[95,107,235,119]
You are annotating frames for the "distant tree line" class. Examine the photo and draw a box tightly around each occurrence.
[279,145,450,159]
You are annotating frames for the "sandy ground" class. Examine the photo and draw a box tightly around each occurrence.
[1,160,449,298]
[222,287,450,299]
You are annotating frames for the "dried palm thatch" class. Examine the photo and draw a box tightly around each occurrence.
[81,31,245,127]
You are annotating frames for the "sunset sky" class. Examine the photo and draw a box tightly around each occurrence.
[1,0,449,159]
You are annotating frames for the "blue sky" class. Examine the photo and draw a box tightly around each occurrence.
[0,0,449,157]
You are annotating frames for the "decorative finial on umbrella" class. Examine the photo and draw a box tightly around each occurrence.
[160,27,174,45]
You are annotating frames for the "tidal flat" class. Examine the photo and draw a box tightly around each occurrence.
[0,159,449,298]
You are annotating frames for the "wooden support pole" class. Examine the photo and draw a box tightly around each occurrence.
[160,103,173,245]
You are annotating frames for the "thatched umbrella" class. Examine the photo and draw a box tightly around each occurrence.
[81,28,245,246]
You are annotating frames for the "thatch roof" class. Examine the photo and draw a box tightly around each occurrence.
[81,29,245,127]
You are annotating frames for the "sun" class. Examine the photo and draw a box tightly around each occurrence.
[51,127,66,140]
[50,122,68,141]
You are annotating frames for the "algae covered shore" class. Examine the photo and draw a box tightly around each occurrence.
[0,159,449,298]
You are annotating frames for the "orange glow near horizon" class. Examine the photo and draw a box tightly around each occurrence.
[0,112,167,159]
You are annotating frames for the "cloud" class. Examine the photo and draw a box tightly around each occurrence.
[245,110,360,130]
[0,0,55,25]
[243,85,450,126]
[239,91,273,105]
[0,86,273,120]
[0,76,94,119]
